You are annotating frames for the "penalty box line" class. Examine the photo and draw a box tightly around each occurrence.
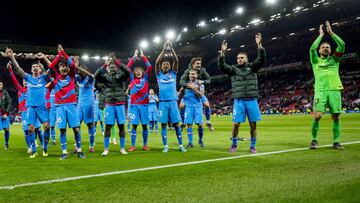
[1,140,360,190]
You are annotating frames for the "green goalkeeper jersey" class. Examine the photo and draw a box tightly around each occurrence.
[310,34,345,91]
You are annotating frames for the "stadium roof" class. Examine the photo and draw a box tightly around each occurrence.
[0,0,332,51]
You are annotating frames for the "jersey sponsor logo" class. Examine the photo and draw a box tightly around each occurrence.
[27,83,43,88]
[159,78,175,83]
[58,78,71,86]
[318,61,336,69]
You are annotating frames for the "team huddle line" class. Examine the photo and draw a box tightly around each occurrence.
[0,21,346,159]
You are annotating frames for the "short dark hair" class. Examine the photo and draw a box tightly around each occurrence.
[133,66,145,76]
[58,57,67,67]
[320,42,331,47]
[189,69,199,75]
[31,61,39,66]
[190,57,202,65]
[237,52,248,57]
[161,58,171,64]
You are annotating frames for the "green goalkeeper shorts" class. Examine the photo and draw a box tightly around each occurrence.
[313,90,342,113]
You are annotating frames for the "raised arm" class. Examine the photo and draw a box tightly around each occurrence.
[78,65,94,78]
[7,62,23,92]
[201,69,211,86]
[252,33,266,72]
[127,50,137,71]
[36,52,51,67]
[49,45,64,77]
[127,50,137,81]
[326,21,345,61]
[218,40,235,75]
[94,64,108,84]
[5,48,26,78]
[310,25,324,64]
[118,62,131,79]
[171,47,179,73]
[59,45,77,76]
[140,49,152,77]
[155,50,165,74]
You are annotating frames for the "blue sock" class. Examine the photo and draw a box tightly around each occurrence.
[36,129,44,147]
[131,128,136,147]
[50,127,56,142]
[149,122,154,131]
[180,108,185,123]
[30,132,36,153]
[120,136,125,149]
[39,129,44,142]
[24,130,31,148]
[89,127,95,147]
[142,127,148,146]
[187,127,193,144]
[43,129,50,152]
[78,128,82,140]
[174,126,183,145]
[205,106,211,122]
[4,130,10,145]
[74,130,82,149]
[198,127,204,142]
[60,131,67,152]
[250,137,257,148]
[104,136,110,150]
[161,126,167,146]
[155,121,158,131]
[232,137,238,146]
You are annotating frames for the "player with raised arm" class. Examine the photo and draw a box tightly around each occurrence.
[309,21,346,150]
[127,49,152,152]
[95,53,130,156]
[155,40,186,153]
[218,34,266,154]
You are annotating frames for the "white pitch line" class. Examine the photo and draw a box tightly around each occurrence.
[1,140,360,190]
[213,127,360,130]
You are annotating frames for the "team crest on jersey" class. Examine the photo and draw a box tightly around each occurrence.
[166,73,173,79]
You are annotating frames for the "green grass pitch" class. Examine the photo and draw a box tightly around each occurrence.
[0,113,359,202]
